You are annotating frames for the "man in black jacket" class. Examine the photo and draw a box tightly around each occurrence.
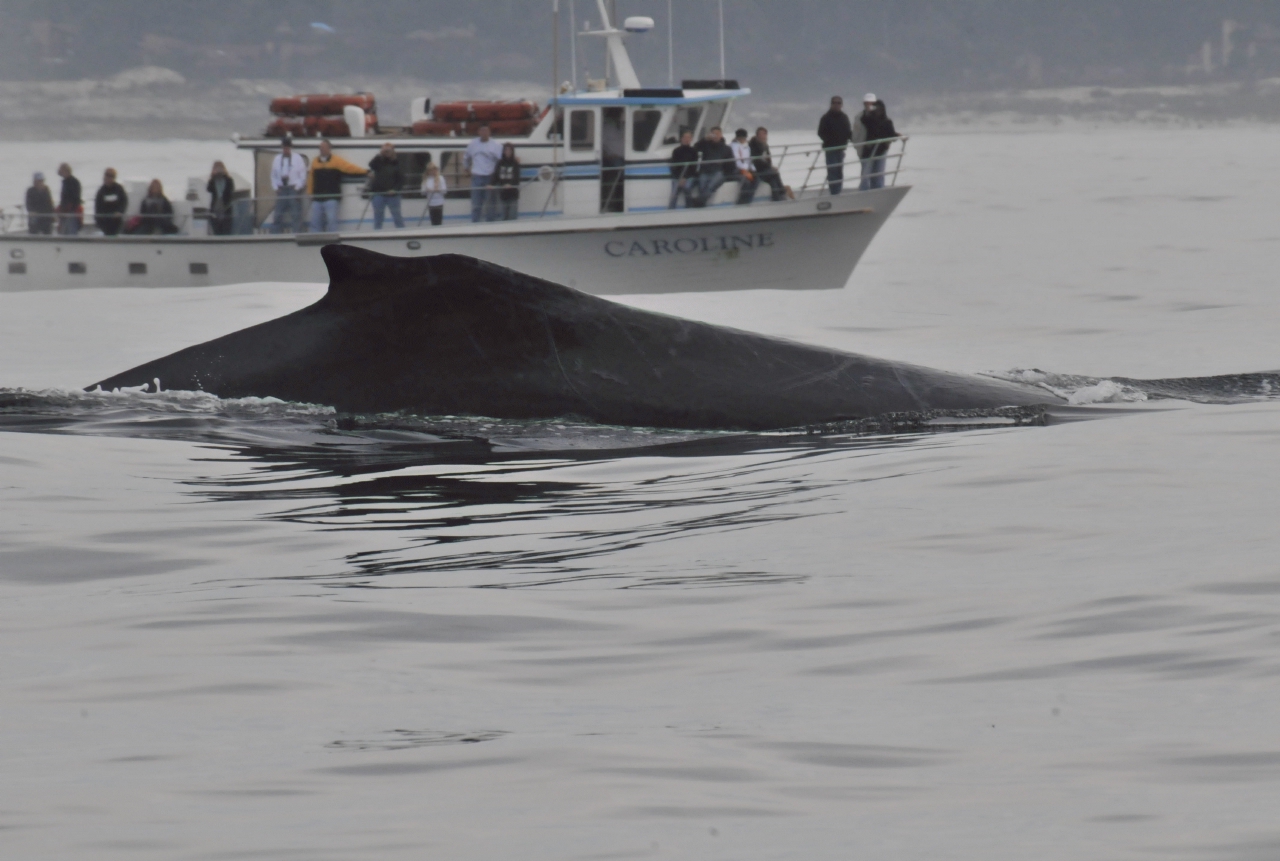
[692,127,734,207]
[56,163,82,234]
[817,96,853,195]
[25,172,55,234]
[749,127,787,202]
[668,130,698,208]
[367,142,405,229]
[94,168,128,236]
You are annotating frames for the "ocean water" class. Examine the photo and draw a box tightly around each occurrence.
[3,128,1280,860]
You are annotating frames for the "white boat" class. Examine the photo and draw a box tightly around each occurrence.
[1,2,908,295]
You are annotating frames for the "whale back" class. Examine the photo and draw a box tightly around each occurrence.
[91,246,1053,430]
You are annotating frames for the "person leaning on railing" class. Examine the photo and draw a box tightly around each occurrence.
[367,142,406,230]
[667,130,697,209]
[307,139,366,233]
[856,95,902,191]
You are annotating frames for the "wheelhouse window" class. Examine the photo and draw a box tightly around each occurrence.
[631,109,663,151]
[569,110,595,151]
[663,105,702,144]
[702,101,728,135]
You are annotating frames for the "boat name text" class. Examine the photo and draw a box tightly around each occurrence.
[604,232,774,258]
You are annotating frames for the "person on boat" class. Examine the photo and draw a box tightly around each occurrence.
[668,130,698,209]
[493,143,522,221]
[24,172,55,235]
[56,163,83,235]
[94,168,128,236]
[420,163,447,226]
[692,127,734,207]
[857,96,901,191]
[463,125,502,222]
[817,96,854,195]
[205,161,235,236]
[367,141,406,230]
[306,140,365,233]
[749,128,788,202]
[134,179,179,235]
[270,136,307,234]
[731,128,756,205]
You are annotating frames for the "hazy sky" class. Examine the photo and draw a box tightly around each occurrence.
[6,1,1280,97]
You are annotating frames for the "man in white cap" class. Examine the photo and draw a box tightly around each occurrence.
[270,135,308,233]
[854,93,902,191]
[851,93,876,157]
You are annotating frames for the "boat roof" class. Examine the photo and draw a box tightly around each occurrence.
[551,87,751,106]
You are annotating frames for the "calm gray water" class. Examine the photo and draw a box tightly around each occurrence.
[3,129,1280,859]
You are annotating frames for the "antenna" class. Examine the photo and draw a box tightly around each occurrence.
[667,0,674,86]
[718,0,725,81]
[569,0,577,90]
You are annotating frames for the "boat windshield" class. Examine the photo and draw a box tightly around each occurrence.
[664,104,703,144]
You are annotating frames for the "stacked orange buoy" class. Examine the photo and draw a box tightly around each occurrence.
[411,100,538,137]
[266,94,378,138]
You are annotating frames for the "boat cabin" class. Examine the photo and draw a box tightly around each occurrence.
[234,81,747,230]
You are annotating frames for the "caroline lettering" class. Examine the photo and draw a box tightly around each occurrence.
[603,233,774,258]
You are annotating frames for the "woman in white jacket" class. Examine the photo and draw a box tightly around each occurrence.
[420,163,448,226]
[730,128,756,205]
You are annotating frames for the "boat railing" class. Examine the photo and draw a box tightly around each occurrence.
[0,137,907,236]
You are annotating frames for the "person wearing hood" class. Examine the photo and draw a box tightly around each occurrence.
[25,172,55,234]
[855,94,902,191]
[94,168,128,236]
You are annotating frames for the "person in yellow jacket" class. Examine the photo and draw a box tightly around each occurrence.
[307,139,367,232]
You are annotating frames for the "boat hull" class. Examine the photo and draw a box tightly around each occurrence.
[0,186,908,295]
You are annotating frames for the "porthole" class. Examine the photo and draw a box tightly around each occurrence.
[128,262,147,275]
[816,201,832,211]
[10,248,24,259]
[406,240,421,250]
[189,262,208,275]
[68,262,86,274]
[8,262,26,274]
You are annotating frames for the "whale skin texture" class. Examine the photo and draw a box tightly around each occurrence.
[90,246,1057,430]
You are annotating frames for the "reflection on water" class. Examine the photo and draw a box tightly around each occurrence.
[0,387,1039,589]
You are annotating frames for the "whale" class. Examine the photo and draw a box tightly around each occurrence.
[91,246,1058,430]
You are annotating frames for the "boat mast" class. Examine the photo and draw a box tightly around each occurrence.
[569,0,578,91]
[718,0,725,80]
[586,0,641,90]
[667,0,674,86]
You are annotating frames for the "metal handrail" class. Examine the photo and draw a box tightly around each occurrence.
[1,138,908,236]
